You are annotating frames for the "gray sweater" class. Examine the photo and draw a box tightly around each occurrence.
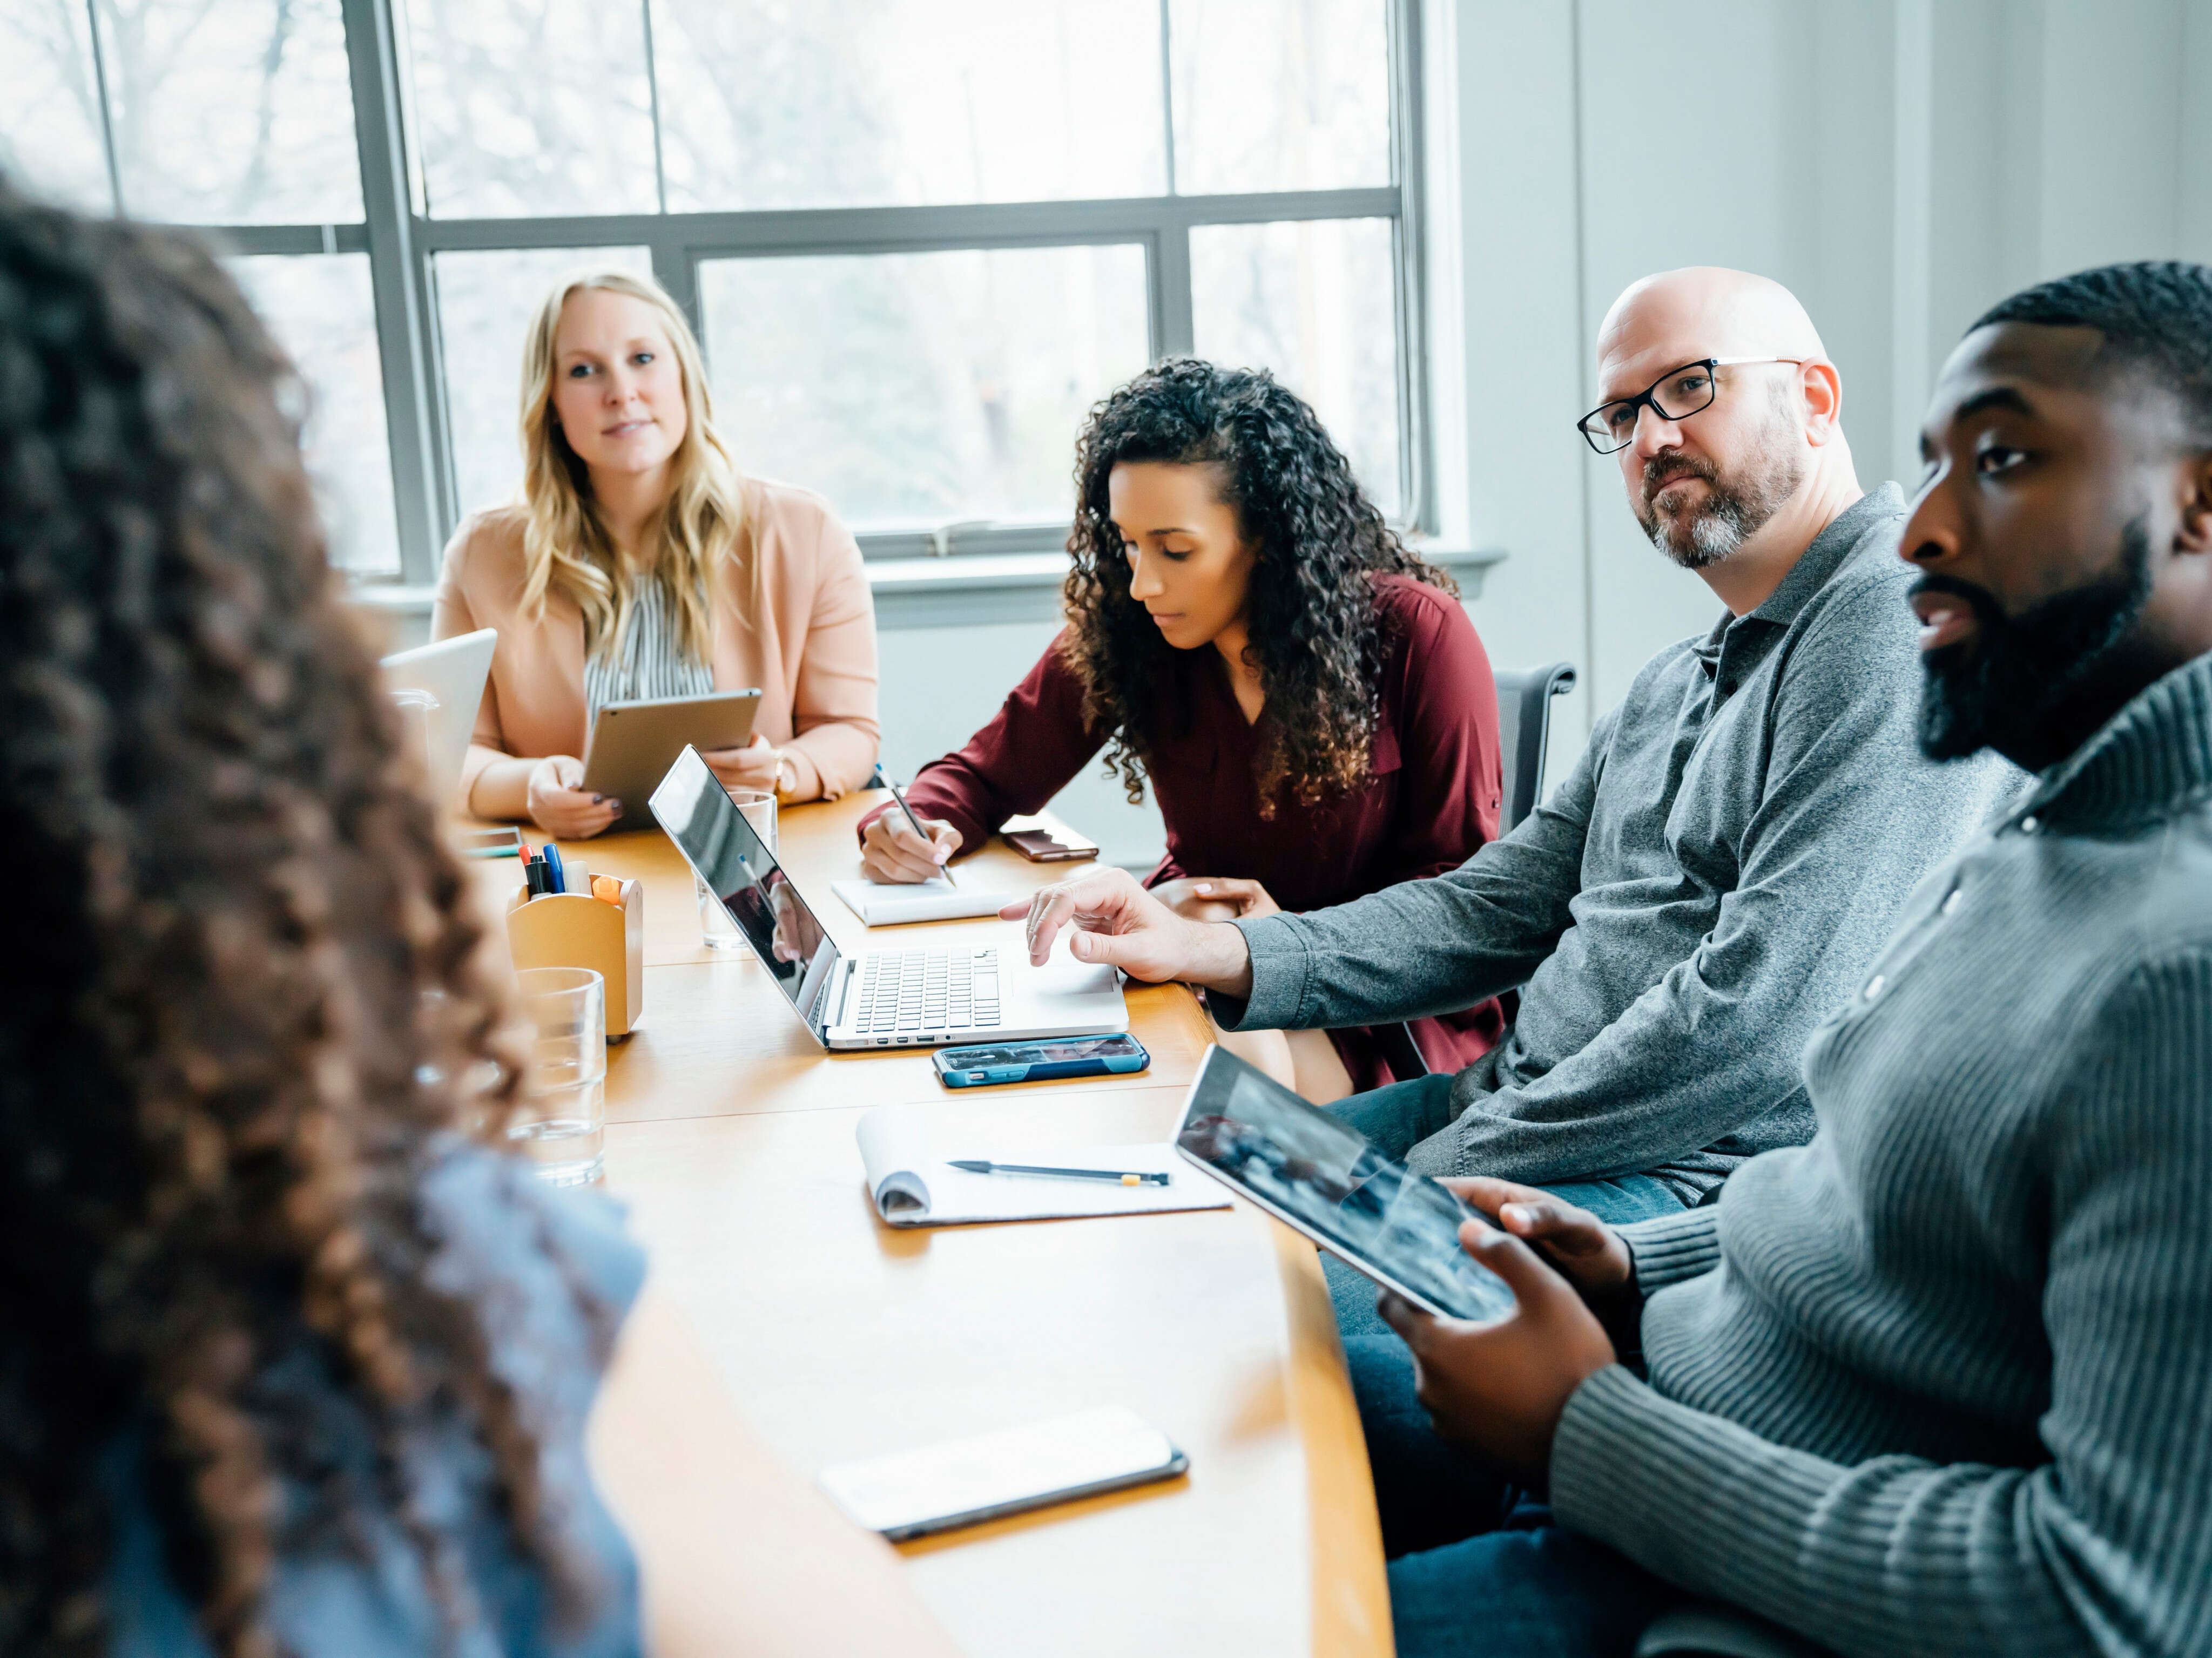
[1553,653,2212,1657]
[1220,486,2022,1195]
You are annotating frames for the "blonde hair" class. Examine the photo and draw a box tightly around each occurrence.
[516,269,747,662]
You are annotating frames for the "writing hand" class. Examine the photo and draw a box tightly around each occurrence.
[861,810,962,883]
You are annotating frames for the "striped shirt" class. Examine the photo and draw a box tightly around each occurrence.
[581,577,713,722]
[1552,651,2212,1656]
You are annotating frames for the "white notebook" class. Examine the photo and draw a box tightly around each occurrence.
[856,1105,1230,1229]
[831,877,1016,926]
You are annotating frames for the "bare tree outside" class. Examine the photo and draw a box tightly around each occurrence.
[0,0,1407,574]
[0,2,113,211]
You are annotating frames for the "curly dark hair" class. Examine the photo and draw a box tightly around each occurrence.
[0,182,608,1654]
[1061,358,1454,812]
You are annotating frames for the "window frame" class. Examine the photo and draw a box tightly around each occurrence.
[77,0,1431,583]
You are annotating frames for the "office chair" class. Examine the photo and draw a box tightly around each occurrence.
[1372,662,1577,1083]
[1634,1605,1825,1658]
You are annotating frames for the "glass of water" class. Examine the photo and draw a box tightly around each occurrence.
[698,786,777,950]
[509,966,606,1186]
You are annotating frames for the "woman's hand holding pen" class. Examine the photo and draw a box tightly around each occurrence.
[526,755,620,840]
[861,810,963,883]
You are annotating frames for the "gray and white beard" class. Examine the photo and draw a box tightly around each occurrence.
[1637,409,1809,571]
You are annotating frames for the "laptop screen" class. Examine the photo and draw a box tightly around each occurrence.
[649,747,840,1027]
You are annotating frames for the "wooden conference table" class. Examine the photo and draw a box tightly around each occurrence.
[484,793,1392,1657]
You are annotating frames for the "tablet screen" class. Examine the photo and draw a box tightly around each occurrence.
[1173,1048,1514,1322]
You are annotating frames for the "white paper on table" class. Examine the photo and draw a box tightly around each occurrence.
[855,1104,1230,1229]
[831,877,1017,926]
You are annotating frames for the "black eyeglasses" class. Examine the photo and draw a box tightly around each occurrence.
[1577,357,1804,455]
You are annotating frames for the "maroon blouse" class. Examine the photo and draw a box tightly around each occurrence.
[864,575,1506,1086]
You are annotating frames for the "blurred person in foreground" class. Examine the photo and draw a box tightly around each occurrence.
[437,270,880,839]
[1361,261,2212,1656]
[859,358,1507,1100]
[0,181,957,1658]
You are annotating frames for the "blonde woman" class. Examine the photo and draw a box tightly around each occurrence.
[435,270,880,838]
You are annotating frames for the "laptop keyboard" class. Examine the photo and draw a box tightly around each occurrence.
[852,947,1001,1040]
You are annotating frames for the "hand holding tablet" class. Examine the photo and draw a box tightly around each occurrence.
[1171,1046,1515,1322]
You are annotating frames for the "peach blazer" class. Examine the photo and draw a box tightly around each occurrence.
[431,477,880,807]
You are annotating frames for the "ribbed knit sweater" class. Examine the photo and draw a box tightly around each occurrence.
[1549,653,2212,1656]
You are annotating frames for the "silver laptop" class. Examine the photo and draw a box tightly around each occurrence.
[649,746,1129,1051]
[381,628,497,810]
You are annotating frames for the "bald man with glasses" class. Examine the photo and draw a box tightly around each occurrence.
[1013,262,2019,1252]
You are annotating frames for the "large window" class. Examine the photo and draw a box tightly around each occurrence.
[3,0,1428,581]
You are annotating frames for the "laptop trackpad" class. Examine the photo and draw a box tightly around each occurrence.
[1022,937,1121,1002]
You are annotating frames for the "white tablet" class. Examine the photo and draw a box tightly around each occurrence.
[582,689,760,830]
[1172,1046,1515,1322]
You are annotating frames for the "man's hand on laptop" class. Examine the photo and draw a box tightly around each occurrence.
[1001,868,1255,997]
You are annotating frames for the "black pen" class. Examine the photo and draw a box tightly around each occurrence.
[887,781,956,888]
[948,1159,1169,1187]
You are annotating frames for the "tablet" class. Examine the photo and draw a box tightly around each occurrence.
[1172,1046,1514,1322]
[582,689,760,830]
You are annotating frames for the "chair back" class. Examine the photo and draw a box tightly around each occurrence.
[1371,660,1578,1083]
[1492,661,1578,833]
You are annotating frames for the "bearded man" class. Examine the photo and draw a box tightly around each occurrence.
[1006,267,2021,1378]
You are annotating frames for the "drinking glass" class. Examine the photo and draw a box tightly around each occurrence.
[509,966,606,1186]
[699,786,777,950]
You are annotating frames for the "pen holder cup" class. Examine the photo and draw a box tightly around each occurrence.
[506,880,644,1038]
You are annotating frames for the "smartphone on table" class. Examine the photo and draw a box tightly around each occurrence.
[934,1033,1150,1087]
[1001,818,1100,863]
[819,1405,1188,1541]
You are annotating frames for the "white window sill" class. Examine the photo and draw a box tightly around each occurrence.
[348,545,1506,633]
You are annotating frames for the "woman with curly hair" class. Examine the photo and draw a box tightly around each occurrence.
[0,183,953,1656]
[859,359,1503,1098]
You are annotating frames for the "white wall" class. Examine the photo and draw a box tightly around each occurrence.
[1440,0,2212,783]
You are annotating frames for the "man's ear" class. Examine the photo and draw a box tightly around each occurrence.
[1799,360,1844,445]
[2177,448,2212,554]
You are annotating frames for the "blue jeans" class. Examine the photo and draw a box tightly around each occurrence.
[1387,1497,1686,1658]
[1325,1072,1695,1654]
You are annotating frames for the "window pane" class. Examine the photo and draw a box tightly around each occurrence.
[433,247,654,519]
[699,246,1150,529]
[1190,219,1401,518]
[0,3,113,212]
[95,0,363,223]
[1170,0,1389,194]
[652,0,1163,211]
[228,255,400,577]
[403,0,658,218]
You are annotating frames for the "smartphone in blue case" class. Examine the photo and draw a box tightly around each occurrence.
[933,1033,1150,1087]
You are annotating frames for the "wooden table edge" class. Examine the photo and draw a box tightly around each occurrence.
[1272,1222,1395,1657]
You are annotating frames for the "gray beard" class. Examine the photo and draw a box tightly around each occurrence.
[1649,491,1762,570]
[1638,421,1809,570]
